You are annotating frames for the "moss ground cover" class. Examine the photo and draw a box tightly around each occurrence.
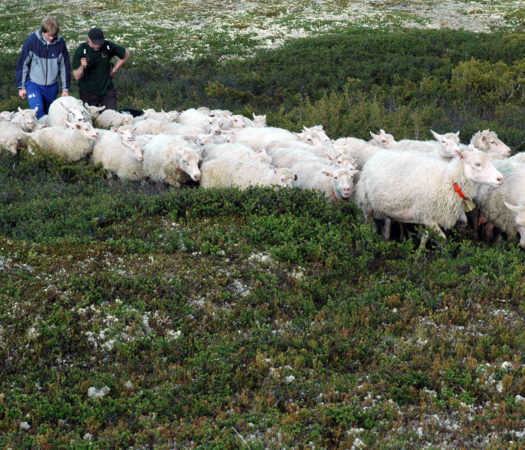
[1,1,524,447]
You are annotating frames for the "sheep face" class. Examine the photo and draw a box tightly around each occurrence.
[326,167,356,200]
[276,168,296,187]
[66,120,99,140]
[176,148,201,182]
[461,148,503,187]
[370,129,396,148]
[65,105,87,124]
[479,130,511,157]
[431,129,460,158]
[17,106,38,131]
[125,140,144,162]
[114,126,134,142]
[0,111,14,121]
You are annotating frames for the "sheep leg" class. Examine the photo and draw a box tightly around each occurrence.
[419,223,445,250]
[382,217,392,241]
[482,222,495,243]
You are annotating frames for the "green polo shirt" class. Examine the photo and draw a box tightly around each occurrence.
[73,40,126,96]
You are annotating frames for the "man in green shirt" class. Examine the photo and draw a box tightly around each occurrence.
[72,27,130,110]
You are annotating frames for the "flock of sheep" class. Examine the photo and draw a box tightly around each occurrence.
[1,96,524,249]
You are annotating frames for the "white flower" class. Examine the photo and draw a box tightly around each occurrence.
[88,386,110,399]
[19,421,30,430]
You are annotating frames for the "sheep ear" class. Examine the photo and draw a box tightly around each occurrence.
[504,201,521,213]
[370,131,377,139]
[379,129,385,135]
[18,107,23,113]
[34,106,38,113]
[430,129,440,140]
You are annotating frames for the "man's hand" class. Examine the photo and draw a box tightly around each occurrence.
[80,57,88,68]
[18,89,26,100]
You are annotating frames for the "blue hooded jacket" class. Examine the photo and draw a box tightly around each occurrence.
[16,30,71,91]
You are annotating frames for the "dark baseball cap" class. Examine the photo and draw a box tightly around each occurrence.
[88,27,105,45]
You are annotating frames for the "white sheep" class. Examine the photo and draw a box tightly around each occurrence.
[137,108,180,122]
[227,126,300,151]
[132,118,205,138]
[390,129,461,159]
[47,96,91,127]
[355,147,503,248]
[10,107,38,132]
[0,111,15,122]
[508,152,525,163]
[177,108,213,133]
[292,162,358,202]
[27,120,99,162]
[91,129,145,181]
[333,137,384,170]
[85,104,106,120]
[0,122,28,155]
[202,142,272,164]
[468,129,511,159]
[474,159,525,247]
[200,158,295,189]
[142,134,201,187]
[94,109,134,129]
[267,146,329,168]
[369,129,397,147]
[295,125,332,146]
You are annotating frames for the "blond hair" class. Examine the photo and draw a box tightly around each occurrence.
[41,16,60,36]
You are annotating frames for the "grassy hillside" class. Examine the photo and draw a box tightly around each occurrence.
[0,2,524,448]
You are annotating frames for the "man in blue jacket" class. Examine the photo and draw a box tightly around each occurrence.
[16,16,71,119]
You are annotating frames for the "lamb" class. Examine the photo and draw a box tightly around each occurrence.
[27,120,99,162]
[84,104,106,121]
[47,96,91,126]
[474,159,525,247]
[369,129,397,147]
[91,129,145,181]
[228,113,266,128]
[10,107,38,132]
[295,125,332,146]
[142,134,201,187]
[468,129,511,159]
[200,158,295,189]
[202,142,272,164]
[292,163,357,202]
[355,147,503,248]
[0,111,14,122]
[94,109,134,128]
[0,122,28,155]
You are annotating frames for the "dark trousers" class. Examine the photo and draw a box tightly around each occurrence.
[80,87,118,111]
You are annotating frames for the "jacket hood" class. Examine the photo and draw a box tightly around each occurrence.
[36,29,63,46]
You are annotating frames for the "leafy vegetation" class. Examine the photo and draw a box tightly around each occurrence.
[0,3,524,448]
